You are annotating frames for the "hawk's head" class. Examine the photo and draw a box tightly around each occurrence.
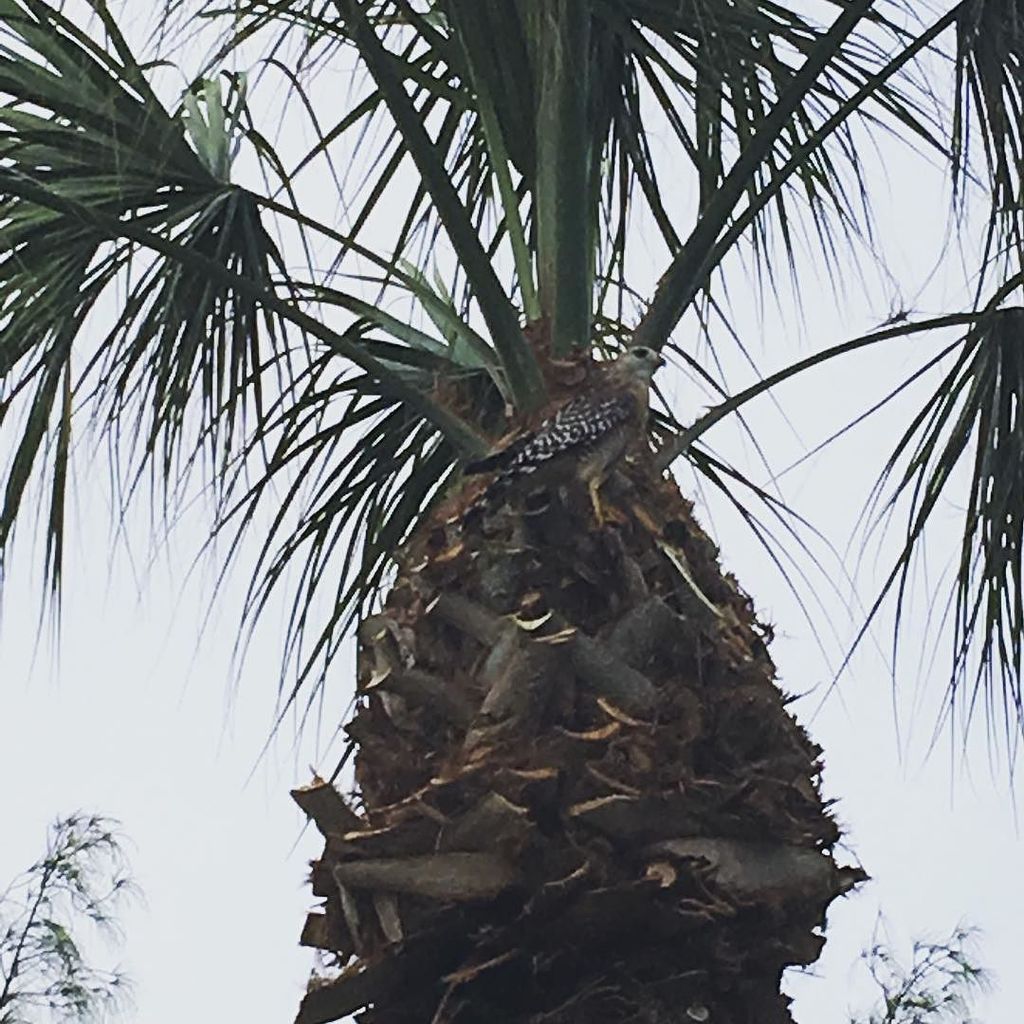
[610,346,664,384]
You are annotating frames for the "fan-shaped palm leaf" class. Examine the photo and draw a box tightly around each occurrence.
[863,305,1024,749]
[953,0,1024,284]
[212,0,937,355]
[7,0,1024,757]
[0,0,484,603]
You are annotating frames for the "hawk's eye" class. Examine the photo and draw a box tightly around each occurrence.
[632,346,652,359]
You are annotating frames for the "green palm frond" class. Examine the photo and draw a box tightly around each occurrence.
[863,306,1024,746]
[635,0,910,350]
[338,0,545,407]
[194,0,546,392]
[655,300,1024,747]
[8,0,1024,762]
[217,326,501,718]
[210,1,939,352]
[953,0,1024,281]
[0,0,484,602]
[0,0,285,590]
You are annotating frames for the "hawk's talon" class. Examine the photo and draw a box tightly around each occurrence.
[588,480,625,527]
[461,348,664,525]
[588,479,605,526]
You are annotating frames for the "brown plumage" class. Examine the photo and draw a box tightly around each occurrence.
[464,346,664,522]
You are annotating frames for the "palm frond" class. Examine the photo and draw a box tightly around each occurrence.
[655,312,983,471]
[634,0,882,350]
[0,0,286,589]
[11,0,1024,761]
[953,0,1024,286]
[862,306,1024,749]
[0,0,484,603]
[655,303,1024,751]
[337,0,545,409]
[445,1,538,319]
[216,327,502,718]
[200,1,940,357]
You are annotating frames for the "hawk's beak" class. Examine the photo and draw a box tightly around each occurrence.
[656,353,667,369]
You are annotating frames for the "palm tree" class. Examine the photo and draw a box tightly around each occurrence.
[2,0,1023,1021]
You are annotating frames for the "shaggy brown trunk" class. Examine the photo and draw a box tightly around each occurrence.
[291,420,864,1024]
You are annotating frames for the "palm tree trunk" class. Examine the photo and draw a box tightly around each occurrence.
[292,430,863,1024]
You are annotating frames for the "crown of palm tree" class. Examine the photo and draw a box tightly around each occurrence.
[1,0,1023,757]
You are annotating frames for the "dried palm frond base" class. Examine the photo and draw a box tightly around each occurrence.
[292,465,865,1024]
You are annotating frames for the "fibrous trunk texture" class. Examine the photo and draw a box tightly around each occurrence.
[292,456,864,1024]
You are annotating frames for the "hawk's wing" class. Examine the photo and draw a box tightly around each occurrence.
[465,393,636,480]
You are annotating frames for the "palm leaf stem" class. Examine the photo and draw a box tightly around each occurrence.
[0,170,488,457]
[701,3,961,296]
[335,0,545,410]
[531,0,593,356]
[632,0,876,352]
[654,311,996,473]
[449,12,539,320]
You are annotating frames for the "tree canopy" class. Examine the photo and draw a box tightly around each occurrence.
[1,0,1023,760]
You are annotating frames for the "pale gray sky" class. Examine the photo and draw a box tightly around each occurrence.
[3,5,1022,1023]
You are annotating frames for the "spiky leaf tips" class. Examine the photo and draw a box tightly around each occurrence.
[6,0,1023,758]
[0,2,290,594]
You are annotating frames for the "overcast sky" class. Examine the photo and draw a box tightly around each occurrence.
[3,4,1022,1023]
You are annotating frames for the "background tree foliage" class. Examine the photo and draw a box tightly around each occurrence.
[852,923,989,1024]
[0,814,134,1024]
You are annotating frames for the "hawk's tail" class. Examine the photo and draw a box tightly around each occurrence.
[463,431,533,476]
[463,451,505,475]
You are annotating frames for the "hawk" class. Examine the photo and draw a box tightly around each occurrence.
[464,346,664,524]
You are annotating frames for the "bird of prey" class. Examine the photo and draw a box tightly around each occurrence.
[464,346,664,524]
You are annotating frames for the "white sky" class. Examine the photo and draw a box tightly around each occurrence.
[3,4,1023,1023]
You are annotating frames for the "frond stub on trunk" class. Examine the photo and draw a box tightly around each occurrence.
[293,455,862,1024]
